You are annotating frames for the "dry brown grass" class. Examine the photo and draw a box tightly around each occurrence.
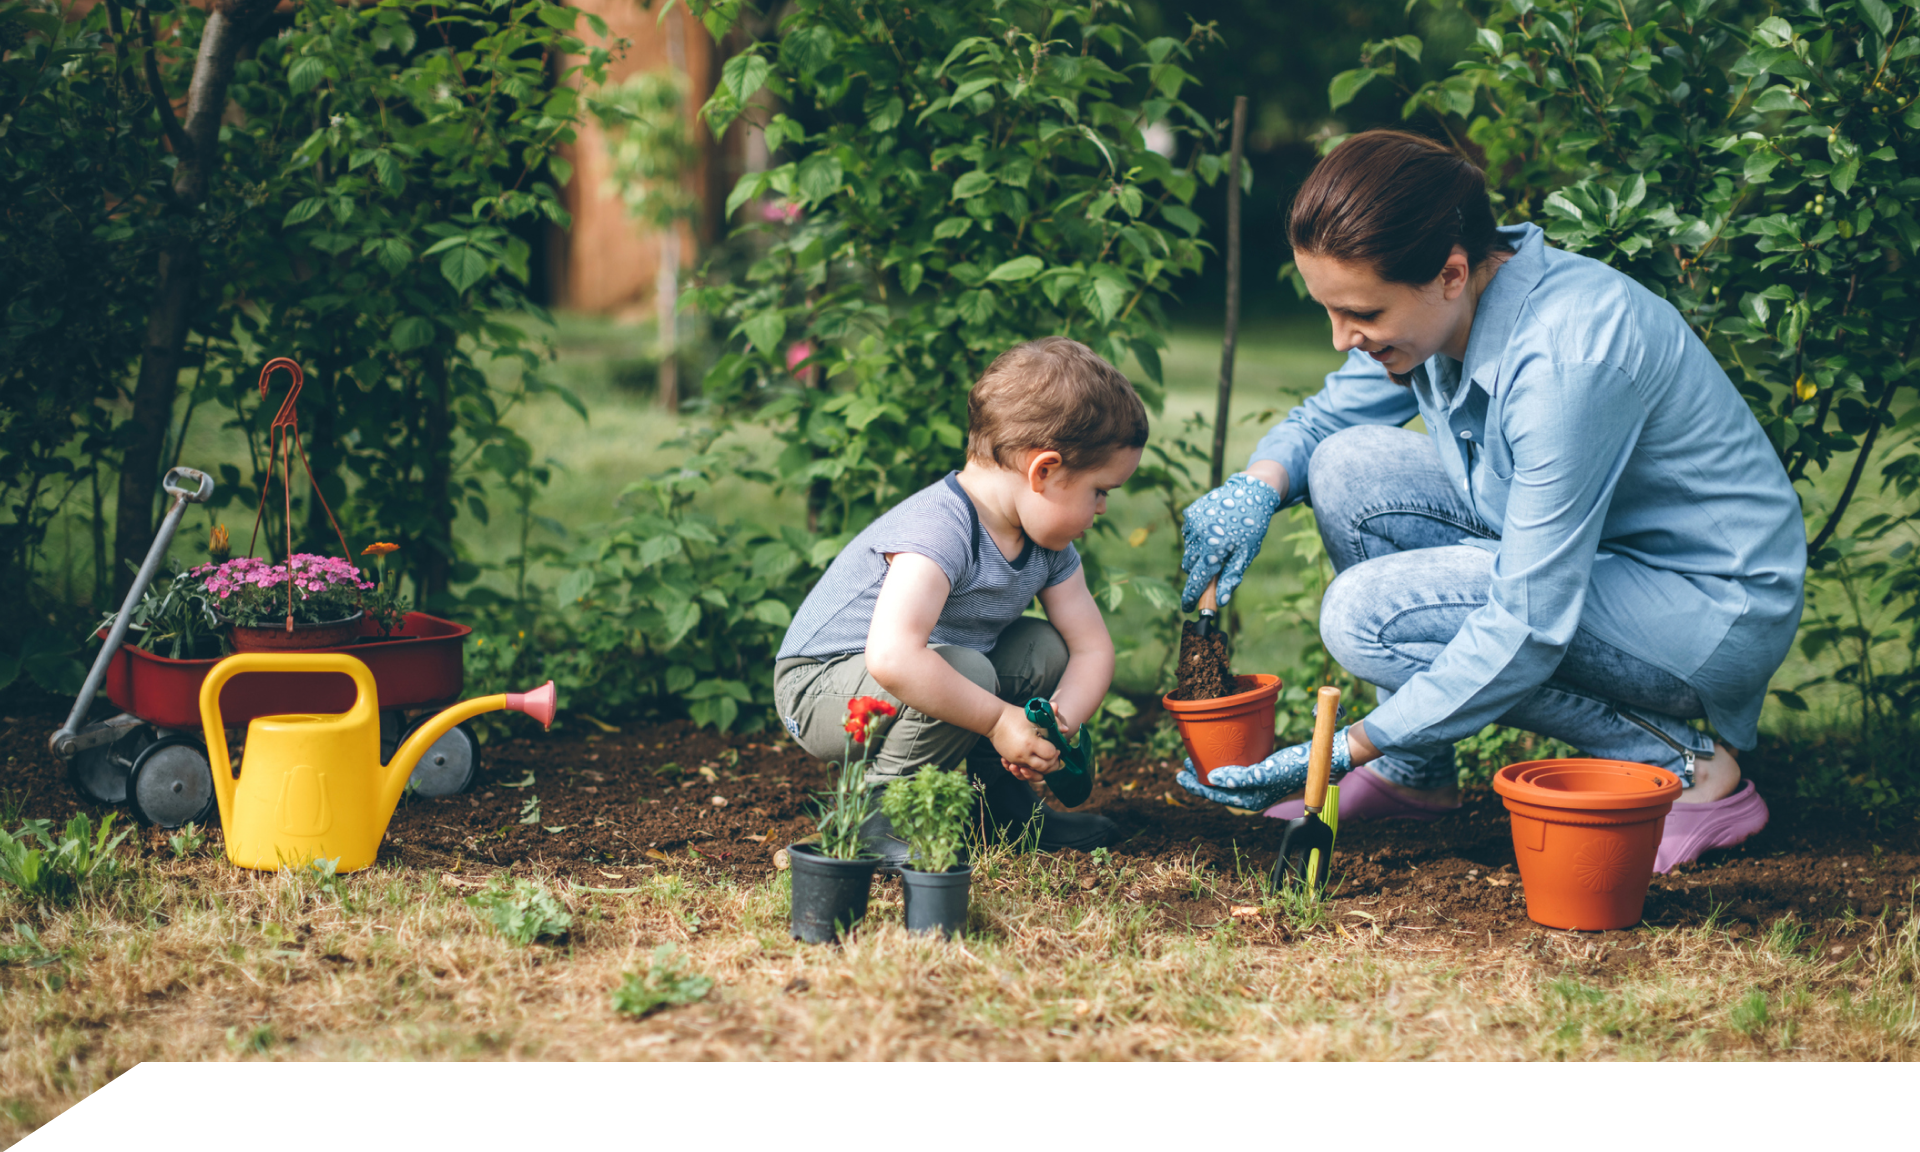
[2,843,1915,1141]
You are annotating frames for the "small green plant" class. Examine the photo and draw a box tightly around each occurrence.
[518,795,542,825]
[0,813,130,903]
[611,944,714,1019]
[1090,847,1113,870]
[168,823,206,860]
[1730,989,1772,1039]
[815,697,894,860]
[467,878,572,945]
[0,923,60,969]
[225,1024,278,1056]
[881,765,973,873]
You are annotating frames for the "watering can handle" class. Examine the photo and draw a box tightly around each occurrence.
[198,653,379,827]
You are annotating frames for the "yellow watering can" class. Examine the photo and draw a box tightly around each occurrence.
[198,652,556,872]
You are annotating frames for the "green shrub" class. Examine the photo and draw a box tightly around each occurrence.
[467,879,573,945]
[684,0,1232,535]
[611,944,714,1019]
[881,766,974,873]
[0,814,131,904]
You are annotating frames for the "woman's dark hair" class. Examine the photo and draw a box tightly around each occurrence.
[1287,129,1513,285]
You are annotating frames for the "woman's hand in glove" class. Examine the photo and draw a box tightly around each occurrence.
[1175,727,1353,810]
[1179,472,1284,612]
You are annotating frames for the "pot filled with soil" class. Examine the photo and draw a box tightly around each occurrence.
[1493,759,1682,931]
[787,844,881,943]
[1161,671,1283,784]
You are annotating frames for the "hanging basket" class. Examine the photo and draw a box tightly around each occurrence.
[225,611,365,654]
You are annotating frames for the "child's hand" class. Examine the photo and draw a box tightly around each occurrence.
[990,704,1061,779]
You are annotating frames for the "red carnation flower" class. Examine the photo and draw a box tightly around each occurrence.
[843,696,897,744]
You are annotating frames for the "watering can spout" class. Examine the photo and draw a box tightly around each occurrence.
[387,680,558,804]
[506,681,556,728]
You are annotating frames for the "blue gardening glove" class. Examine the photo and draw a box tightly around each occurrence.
[1175,727,1352,810]
[1179,473,1284,611]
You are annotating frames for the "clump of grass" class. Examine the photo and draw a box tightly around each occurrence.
[611,944,713,1019]
[0,813,129,904]
[468,878,572,945]
[167,823,207,860]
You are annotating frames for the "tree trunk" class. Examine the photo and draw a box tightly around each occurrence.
[112,0,279,598]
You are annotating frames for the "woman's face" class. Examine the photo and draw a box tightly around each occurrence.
[1295,247,1475,379]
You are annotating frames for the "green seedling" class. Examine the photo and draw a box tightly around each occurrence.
[612,944,713,1019]
[881,765,971,872]
[518,796,542,825]
[168,822,207,859]
[468,878,572,945]
[0,813,130,903]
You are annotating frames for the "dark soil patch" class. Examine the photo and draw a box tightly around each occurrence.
[1169,621,1234,702]
[5,691,1914,960]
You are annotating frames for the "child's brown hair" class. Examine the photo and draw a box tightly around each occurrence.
[965,337,1149,472]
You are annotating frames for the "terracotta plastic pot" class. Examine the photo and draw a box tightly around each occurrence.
[227,611,365,653]
[1160,674,1282,784]
[1492,759,1682,931]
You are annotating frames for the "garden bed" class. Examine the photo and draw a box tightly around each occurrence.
[4,696,1912,959]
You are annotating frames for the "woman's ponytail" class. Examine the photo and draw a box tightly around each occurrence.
[1287,129,1512,284]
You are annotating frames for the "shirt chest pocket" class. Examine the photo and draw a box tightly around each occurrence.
[1482,390,1515,481]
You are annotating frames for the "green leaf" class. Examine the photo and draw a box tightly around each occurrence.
[282,197,327,227]
[950,170,995,200]
[440,246,489,294]
[288,55,326,95]
[796,153,843,203]
[1160,204,1203,236]
[743,310,785,354]
[1328,68,1379,112]
[1859,0,1893,37]
[721,53,770,103]
[535,4,579,31]
[1750,86,1800,112]
[390,316,435,352]
[748,599,792,626]
[1080,275,1126,324]
[932,216,973,240]
[985,256,1044,282]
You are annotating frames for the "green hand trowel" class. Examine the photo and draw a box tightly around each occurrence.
[1024,698,1094,808]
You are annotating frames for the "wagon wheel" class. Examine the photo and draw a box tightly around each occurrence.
[398,717,479,797]
[127,735,216,829]
[67,717,157,805]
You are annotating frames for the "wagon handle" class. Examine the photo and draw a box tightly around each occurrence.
[50,468,217,759]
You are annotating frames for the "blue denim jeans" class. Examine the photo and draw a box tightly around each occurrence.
[1309,425,1715,789]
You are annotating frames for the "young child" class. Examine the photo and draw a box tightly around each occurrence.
[774,336,1146,865]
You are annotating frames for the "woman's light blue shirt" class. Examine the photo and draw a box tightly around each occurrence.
[1250,223,1805,752]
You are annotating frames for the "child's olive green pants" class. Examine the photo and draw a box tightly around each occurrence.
[773,617,1068,784]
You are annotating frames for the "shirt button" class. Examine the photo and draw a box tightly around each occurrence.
[1459,430,1473,440]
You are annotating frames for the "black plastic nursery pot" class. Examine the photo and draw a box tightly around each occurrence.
[900,864,972,938]
[787,844,879,943]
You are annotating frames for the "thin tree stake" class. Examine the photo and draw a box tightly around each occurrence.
[1210,95,1248,490]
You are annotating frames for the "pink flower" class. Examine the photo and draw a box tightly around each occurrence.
[786,341,815,373]
[759,198,802,224]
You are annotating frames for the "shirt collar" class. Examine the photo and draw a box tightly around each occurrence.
[1459,222,1546,396]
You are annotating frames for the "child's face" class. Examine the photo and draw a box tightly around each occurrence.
[1020,447,1143,550]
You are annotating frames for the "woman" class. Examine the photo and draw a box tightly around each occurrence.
[1176,130,1803,872]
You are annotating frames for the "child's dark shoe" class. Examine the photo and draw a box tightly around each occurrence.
[859,792,912,874]
[973,761,1117,852]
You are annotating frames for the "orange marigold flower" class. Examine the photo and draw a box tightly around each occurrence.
[361,541,400,556]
